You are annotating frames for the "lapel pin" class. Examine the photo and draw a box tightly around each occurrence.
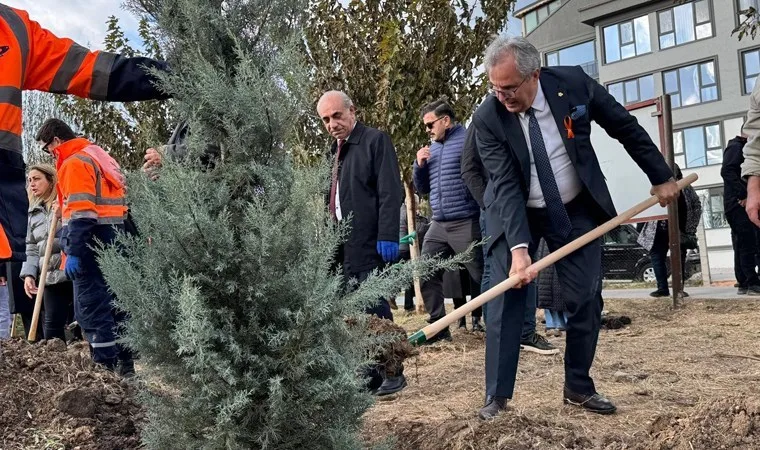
[558,92,564,97]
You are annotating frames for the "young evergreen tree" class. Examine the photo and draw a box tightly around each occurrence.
[98,0,456,447]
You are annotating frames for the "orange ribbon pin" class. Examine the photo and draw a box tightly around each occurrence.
[563,116,575,139]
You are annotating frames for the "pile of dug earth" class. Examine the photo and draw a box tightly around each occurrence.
[0,339,142,449]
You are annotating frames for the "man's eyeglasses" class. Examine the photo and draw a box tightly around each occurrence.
[41,140,53,154]
[424,116,445,130]
[488,76,528,100]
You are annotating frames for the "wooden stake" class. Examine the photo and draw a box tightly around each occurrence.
[408,173,699,345]
[28,211,59,342]
[404,181,425,313]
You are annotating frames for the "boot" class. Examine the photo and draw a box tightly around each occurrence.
[458,317,467,329]
[471,316,485,332]
[119,359,136,378]
[478,396,507,420]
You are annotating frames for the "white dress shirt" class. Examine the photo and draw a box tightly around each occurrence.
[511,81,583,251]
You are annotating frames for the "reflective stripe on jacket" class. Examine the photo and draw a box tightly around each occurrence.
[0,4,170,153]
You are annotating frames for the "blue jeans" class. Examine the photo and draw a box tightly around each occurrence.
[544,309,568,330]
[480,211,535,339]
[0,283,10,339]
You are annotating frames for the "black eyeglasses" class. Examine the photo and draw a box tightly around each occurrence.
[424,117,445,130]
[488,76,528,100]
[41,140,53,154]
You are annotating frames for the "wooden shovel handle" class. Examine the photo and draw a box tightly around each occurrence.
[28,211,59,341]
[408,173,698,345]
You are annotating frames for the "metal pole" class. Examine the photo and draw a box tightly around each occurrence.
[660,94,684,308]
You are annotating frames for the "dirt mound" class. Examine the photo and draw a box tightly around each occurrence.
[367,316,418,375]
[0,339,142,449]
[647,395,760,449]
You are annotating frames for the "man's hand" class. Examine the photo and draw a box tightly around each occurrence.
[747,176,760,227]
[650,179,680,207]
[143,148,163,180]
[64,255,83,280]
[740,199,747,208]
[376,241,400,263]
[23,276,38,298]
[416,146,431,167]
[510,247,536,288]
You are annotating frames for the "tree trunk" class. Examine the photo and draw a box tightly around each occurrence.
[404,180,425,313]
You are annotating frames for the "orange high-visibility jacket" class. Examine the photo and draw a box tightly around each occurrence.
[55,138,126,257]
[0,3,169,260]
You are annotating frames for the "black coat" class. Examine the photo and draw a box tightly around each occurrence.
[460,125,488,210]
[534,240,564,311]
[331,122,403,274]
[721,136,748,213]
[474,66,674,254]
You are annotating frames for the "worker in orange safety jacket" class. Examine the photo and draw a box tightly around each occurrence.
[36,118,133,375]
[0,3,169,266]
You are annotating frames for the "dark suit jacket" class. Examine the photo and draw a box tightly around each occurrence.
[460,126,488,209]
[331,122,403,274]
[721,136,748,213]
[474,66,673,253]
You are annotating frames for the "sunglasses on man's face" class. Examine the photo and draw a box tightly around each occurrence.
[424,117,445,130]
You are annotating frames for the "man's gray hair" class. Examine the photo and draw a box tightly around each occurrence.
[317,90,354,110]
[483,35,541,77]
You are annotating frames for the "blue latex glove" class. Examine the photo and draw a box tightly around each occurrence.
[376,240,400,263]
[64,255,82,280]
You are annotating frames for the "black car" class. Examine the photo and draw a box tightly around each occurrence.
[602,224,701,282]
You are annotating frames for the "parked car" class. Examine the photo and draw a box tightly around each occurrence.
[602,224,701,282]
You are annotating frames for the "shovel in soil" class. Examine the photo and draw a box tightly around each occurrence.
[407,174,698,346]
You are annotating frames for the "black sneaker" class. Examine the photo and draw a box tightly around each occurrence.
[738,286,748,295]
[520,333,559,355]
[650,290,669,298]
[747,286,760,296]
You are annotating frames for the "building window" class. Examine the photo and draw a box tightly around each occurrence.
[524,0,562,34]
[607,75,656,105]
[697,187,727,229]
[738,0,759,19]
[658,0,713,49]
[742,48,760,94]
[673,122,722,168]
[663,60,717,108]
[545,41,598,79]
[603,15,651,63]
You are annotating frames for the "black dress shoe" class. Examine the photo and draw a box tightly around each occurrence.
[471,316,485,332]
[375,374,407,396]
[119,359,136,378]
[563,386,616,415]
[478,395,507,420]
[422,326,452,345]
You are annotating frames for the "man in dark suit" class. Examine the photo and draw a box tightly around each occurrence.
[722,133,760,295]
[473,36,679,419]
[316,90,406,396]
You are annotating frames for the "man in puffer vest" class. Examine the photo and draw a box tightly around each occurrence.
[35,118,134,376]
[413,99,484,340]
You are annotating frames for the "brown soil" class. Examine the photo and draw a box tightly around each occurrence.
[363,298,760,449]
[368,316,419,375]
[0,339,142,450]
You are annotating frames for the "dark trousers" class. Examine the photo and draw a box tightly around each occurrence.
[650,230,688,293]
[421,218,483,322]
[43,281,75,341]
[0,149,28,262]
[486,194,602,398]
[480,211,536,340]
[400,250,416,311]
[726,208,760,288]
[4,262,43,340]
[733,231,746,286]
[347,269,396,390]
[73,257,131,366]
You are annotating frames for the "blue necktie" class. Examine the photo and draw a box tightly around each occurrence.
[526,107,573,239]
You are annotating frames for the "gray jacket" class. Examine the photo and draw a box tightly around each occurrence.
[20,203,67,285]
[743,73,760,178]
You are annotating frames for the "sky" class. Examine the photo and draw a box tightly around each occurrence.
[5,0,533,50]
[4,0,141,50]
